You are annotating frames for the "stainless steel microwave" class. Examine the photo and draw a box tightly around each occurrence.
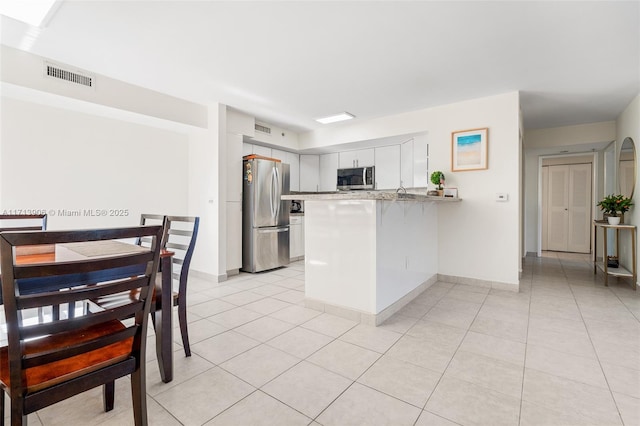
[337,166,375,190]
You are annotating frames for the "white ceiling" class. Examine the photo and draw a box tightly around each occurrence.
[1,1,638,133]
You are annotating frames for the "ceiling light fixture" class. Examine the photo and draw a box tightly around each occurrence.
[315,112,355,124]
[0,0,58,27]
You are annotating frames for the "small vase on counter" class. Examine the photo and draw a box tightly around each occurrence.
[607,215,621,225]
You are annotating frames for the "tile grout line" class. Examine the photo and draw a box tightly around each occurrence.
[517,261,534,426]
[416,283,490,422]
[561,256,627,426]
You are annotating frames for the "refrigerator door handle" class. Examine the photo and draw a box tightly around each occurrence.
[270,166,276,219]
[274,166,281,218]
[257,227,288,234]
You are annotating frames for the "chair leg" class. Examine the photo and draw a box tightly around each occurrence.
[10,396,26,426]
[130,368,148,426]
[0,389,4,426]
[103,381,115,412]
[178,299,191,357]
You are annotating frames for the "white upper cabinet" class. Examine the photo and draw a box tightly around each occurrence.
[338,148,375,168]
[319,153,339,192]
[374,145,401,190]
[300,155,320,192]
[401,139,414,188]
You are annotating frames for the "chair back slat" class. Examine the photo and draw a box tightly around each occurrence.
[0,214,47,233]
[14,251,154,279]
[0,225,162,410]
[167,229,192,237]
[0,226,43,232]
[20,301,144,340]
[166,242,189,252]
[17,275,150,310]
[23,326,138,369]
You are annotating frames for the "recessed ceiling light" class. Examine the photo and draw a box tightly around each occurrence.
[0,0,58,27]
[315,112,355,124]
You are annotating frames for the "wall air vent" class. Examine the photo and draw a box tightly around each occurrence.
[255,123,271,135]
[44,63,94,88]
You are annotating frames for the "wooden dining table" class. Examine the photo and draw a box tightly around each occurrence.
[6,241,175,383]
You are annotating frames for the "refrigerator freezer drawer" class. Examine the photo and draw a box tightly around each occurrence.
[243,227,290,273]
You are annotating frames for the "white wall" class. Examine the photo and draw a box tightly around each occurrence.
[526,121,616,149]
[0,97,189,230]
[187,104,223,278]
[300,92,521,286]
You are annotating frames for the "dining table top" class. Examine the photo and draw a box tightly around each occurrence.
[12,241,173,264]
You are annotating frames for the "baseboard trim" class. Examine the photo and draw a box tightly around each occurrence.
[304,274,439,326]
[190,269,227,283]
[438,274,519,292]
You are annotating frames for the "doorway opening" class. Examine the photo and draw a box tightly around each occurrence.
[538,153,597,255]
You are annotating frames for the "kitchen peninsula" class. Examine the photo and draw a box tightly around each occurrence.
[282,191,460,325]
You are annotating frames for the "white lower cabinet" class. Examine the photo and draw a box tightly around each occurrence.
[290,215,305,259]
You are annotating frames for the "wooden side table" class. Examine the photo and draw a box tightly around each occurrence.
[593,220,637,290]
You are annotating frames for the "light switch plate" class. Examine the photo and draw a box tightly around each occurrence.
[496,193,509,202]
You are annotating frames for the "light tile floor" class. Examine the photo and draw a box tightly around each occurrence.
[4,252,640,425]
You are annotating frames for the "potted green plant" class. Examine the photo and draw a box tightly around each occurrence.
[597,194,633,225]
[430,171,445,196]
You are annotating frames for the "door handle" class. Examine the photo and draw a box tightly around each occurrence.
[270,167,277,218]
[258,228,288,234]
[274,166,281,218]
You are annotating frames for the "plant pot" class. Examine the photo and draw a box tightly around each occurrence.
[436,190,444,197]
[604,213,624,224]
[608,216,621,225]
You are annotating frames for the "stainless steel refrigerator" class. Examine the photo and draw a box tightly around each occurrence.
[242,157,290,272]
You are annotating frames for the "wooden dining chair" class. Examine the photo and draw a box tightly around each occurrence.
[163,215,199,357]
[0,225,163,426]
[96,214,199,357]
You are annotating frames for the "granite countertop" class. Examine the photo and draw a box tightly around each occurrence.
[282,191,461,202]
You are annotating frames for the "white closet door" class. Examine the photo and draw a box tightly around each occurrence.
[546,163,592,253]
[567,164,592,253]
[547,165,569,251]
[541,166,549,250]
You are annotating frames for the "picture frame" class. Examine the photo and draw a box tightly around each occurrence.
[451,127,488,172]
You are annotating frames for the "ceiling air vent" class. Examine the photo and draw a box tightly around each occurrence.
[44,63,94,88]
[255,123,271,135]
